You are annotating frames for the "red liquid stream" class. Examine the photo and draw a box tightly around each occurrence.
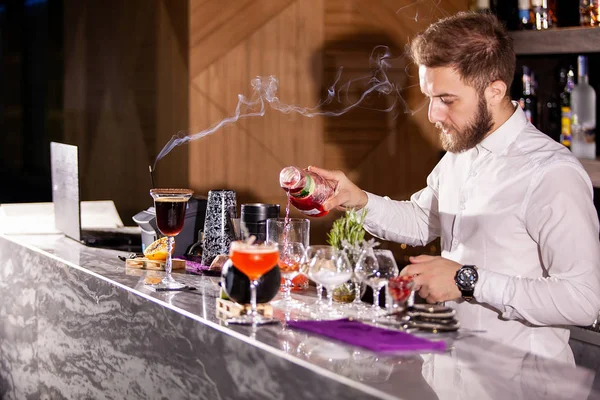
[280,195,297,280]
[283,194,292,245]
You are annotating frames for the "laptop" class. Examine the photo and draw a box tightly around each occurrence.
[50,142,142,252]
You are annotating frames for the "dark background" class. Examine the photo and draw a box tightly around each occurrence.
[0,0,598,218]
[0,0,63,204]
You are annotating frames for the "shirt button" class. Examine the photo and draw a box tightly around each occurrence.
[460,204,466,211]
[471,171,477,177]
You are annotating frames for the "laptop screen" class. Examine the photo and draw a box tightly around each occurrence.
[50,142,82,242]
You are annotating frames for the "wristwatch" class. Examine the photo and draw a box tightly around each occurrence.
[454,265,478,302]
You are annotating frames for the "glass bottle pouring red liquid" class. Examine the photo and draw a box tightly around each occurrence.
[279,166,336,217]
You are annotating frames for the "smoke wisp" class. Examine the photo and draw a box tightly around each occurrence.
[152,45,407,171]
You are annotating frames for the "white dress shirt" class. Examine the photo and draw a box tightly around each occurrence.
[364,104,600,362]
[420,335,595,400]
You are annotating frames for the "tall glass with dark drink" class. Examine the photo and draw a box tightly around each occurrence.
[155,198,187,236]
[149,188,193,290]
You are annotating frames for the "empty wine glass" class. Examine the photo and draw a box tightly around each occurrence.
[341,245,370,314]
[271,241,306,310]
[307,246,352,319]
[355,248,399,318]
[301,245,331,310]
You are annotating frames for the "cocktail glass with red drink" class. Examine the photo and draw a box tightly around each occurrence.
[228,240,280,325]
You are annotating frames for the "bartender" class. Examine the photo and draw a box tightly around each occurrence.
[309,12,600,363]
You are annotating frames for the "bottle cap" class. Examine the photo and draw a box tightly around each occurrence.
[577,56,588,78]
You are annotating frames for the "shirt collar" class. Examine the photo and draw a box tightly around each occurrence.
[477,101,527,155]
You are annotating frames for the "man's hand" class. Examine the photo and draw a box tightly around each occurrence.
[307,166,368,211]
[401,255,462,303]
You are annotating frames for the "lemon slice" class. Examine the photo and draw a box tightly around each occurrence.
[144,237,175,260]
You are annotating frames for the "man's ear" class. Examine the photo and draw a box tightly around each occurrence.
[485,80,508,106]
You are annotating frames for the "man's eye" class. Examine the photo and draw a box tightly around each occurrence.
[440,97,453,105]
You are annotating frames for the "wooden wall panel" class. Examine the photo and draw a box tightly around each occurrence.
[156,0,190,191]
[188,0,468,247]
[188,0,325,206]
[61,0,468,251]
[64,0,189,222]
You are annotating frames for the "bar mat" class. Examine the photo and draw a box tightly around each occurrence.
[287,318,446,353]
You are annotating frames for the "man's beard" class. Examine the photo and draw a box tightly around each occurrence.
[437,96,493,153]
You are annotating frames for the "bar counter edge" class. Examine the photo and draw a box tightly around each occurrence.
[0,233,395,400]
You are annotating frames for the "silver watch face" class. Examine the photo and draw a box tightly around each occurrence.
[457,266,478,290]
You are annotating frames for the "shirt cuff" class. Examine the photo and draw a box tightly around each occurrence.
[474,269,511,309]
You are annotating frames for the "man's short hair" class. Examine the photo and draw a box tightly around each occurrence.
[411,12,516,94]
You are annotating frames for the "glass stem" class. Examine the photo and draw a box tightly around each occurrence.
[326,286,334,308]
[250,279,259,320]
[283,277,292,300]
[353,281,362,304]
[373,286,381,309]
[316,283,323,303]
[165,236,174,281]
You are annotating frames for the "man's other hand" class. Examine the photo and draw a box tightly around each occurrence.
[401,255,462,303]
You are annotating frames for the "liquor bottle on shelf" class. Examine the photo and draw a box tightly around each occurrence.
[560,66,575,149]
[518,0,534,29]
[579,0,599,27]
[571,115,596,159]
[571,55,596,158]
[279,166,336,217]
[532,0,555,29]
[519,66,538,127]
[547,0,558,26]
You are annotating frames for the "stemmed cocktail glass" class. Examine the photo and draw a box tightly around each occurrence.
[307,246,352,320]
[301,245,331,312]
[148,188,193,291]
[272,241,306,310]
[227,241,279,326]
[355,248,399,319]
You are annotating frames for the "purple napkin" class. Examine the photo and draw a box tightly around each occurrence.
[287,318,446,353]
[183,257,211,274]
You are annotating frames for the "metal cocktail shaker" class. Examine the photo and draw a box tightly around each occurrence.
[240,203,280,243]
[201,190,237,267]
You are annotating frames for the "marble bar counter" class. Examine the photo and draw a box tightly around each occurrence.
[1,233,599,400]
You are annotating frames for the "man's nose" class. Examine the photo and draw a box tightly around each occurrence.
[428,99,445,124]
